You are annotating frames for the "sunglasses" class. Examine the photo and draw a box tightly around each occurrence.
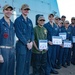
[65,23,69,24]
[72,19,75,20]
[55,19,59,20]
[24,8,30,10]
[39,19,45,21]
[60,23,63,24]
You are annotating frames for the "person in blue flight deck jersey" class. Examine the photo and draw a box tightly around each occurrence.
[14,4,34,75]
[58,20,72,68]
[44,14,59,75]
[0,4,15,75]
[69,17,75,65]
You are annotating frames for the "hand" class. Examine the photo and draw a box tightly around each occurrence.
[60,44,63,47]
[60,44,64,48]
[27,43,31,50]
[39,49,43,52]
[44,49,48,51]
[36,48,43,52]
[48,41,53,45]
[27,42,33,50]
[0,55,4,63]
[30,42,33,49]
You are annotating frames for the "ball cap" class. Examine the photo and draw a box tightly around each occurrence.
[61,15,66,18]
[64,20,69,24]
[3,4,13,10]
[21,4,30,10]
[38,16,45,21]
[55,16,61,20]
[49,13,54,17]
[71,17,75,20]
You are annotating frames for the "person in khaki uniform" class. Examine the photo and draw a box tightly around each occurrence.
[32,15,47,75]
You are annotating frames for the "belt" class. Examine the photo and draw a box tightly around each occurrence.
[0,46,13,49]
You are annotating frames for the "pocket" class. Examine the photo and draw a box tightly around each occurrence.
[1,26,9,39]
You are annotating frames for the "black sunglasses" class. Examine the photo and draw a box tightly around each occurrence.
[39,19,45,21]
[72,19,75,20]
[60,23,63,24]
[24,8,30,10]
[55,19,59,20]
[65,23,69,24]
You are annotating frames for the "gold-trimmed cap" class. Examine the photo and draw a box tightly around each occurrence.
[38,16,45,21]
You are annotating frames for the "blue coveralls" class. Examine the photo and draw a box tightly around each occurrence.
[70,25,75,64]
[0,17,15,75]
[58,26,72,66]
[56,26,62,64]
[44,22,58,75]
[14,15,34,75]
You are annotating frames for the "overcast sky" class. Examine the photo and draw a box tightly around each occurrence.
[57,0,75,22]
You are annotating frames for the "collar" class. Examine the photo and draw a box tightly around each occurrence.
[1,17,13,28]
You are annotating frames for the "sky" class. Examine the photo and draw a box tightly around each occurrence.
[57,0,75,22]
[0,0,60,23]
[2,0,74,23]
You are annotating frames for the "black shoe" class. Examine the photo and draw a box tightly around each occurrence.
[71,62,75,65]
[54,65,61,69]
[62,64,67,68]
[51,70,59,74]
[67,63,70,66]
[58,65,62,69]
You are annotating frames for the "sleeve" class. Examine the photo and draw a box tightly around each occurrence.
[70,28,73,42]
[33,28,38,47]
[44,24,51,41]
[57,28,59,36]
[0,50,1,55]
[47,33,52,41]
[14,19,28,45]
[0,21,1,54]
[30,21,34,42]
